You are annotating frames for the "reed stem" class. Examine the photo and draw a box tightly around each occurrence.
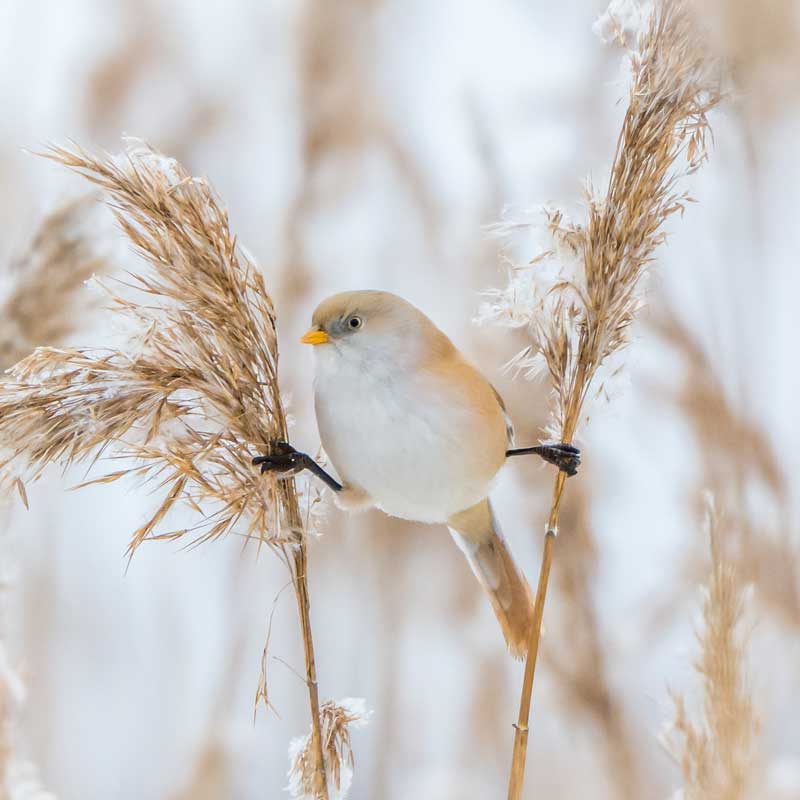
[501,1,721,792]
[291,542,329,800]
[507,469,568,800]
[278,446,329,799]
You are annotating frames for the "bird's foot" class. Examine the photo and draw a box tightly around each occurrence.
[537,443,581,477]
[252,440,306,478]
[253,441,344,492]
[507,442,581,476]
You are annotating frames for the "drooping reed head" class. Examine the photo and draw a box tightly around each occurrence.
[0,141,298,553]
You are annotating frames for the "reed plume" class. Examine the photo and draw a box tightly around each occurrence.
[0,196,107,370]
[287,698,370,800]
[0,195,110,800]
[664,496,759,799]
[480,2,723,795]
[0,141,332,798]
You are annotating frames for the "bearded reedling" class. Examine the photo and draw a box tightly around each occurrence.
[254,290,579,657]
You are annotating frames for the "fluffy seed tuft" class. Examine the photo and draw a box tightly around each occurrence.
[287,698,371,800]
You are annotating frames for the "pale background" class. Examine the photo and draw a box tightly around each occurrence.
[1,1,799,798]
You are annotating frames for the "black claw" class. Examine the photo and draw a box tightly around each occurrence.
[551,443,580,455]
[548,443,581,477]
[252,440,344,493]
[252,441,305,478]
[506,442,581,476]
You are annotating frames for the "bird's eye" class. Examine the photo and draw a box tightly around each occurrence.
[347,316,363,330]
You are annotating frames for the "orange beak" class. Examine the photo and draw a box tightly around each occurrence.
[300,328,330,346]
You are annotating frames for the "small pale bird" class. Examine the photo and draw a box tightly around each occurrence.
[253,290,579,657]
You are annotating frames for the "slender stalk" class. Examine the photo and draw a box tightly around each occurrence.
[507,461,568,800]
[507,528,555,799]
[275,402,329,798]
[290,542,329,800]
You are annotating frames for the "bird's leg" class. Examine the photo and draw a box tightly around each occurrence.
[506,443,581,477]
[252,440,343,492]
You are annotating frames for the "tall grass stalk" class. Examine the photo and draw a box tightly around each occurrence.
[0,142,331,798]
[483,2,723,796]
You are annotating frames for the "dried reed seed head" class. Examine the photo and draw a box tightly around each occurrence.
[0,140,300,552]
[482,0,722,440]
[287,698,371,800]
[593,0,649,48]
[0,195,108,371]
[664,497,759,800]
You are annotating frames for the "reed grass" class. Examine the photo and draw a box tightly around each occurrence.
[284,0,438,307]
[0,196,107,371]
[0,141,335,798]
[2,2,797,797]
[664,496,759,799]
[481,2,723,795]
[652,306,800,631]
[0,195,112,800]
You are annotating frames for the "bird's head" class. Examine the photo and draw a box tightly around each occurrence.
[301,290,452,368]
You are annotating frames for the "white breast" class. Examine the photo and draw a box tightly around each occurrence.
[312,345,506,523]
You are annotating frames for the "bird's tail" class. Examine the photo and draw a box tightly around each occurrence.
[448,499,534,659]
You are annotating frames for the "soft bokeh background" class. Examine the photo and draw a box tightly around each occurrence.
[2,1,799,798]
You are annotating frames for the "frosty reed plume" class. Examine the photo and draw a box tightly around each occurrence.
[479,2,723,796]
[0,141,371,800]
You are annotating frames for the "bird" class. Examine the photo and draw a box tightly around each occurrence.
[253,290,579,658]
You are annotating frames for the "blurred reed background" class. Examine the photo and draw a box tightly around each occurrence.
[1,0,799,798]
